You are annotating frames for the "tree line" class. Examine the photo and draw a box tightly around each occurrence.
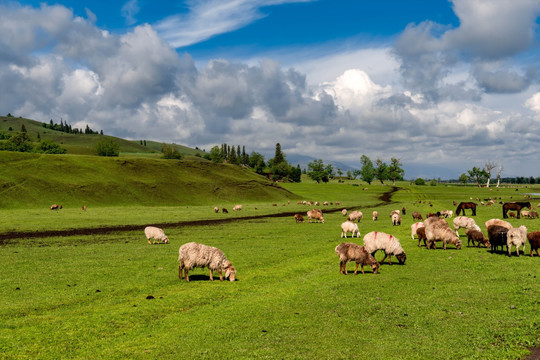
[42,119,102,135]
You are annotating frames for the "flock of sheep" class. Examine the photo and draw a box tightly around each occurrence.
[140,198,539,283]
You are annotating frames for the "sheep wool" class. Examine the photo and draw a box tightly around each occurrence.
[362,231,406,264]
[178,242,236,282]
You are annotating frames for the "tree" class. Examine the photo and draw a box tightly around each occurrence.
[36,139,66,154]
[496,163,503,188]
[375,158,388,184]
[387,157,404,185]
[459,173,469,185]
[484,160,496,188]
[2,131,32,152]
[248,151,265,174]
[307,159,330,183]
[229,146,238,164]
[415,178,426,185]
[208,146,223,163]
[337,168,343,178]
[359,155,375,184]
[161,144,183,159]
[289,164,302,183]
[20,124,27,133]
[95,138,120,157]
[467,166,488,187]
[272,143,285,165]
[269,143,289,180]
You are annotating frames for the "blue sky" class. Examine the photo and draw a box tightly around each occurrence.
[2,0,540,179]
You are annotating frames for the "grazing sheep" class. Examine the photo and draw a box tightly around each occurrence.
[222,208,228,214]
[424,216,462,250]
[508,212,517,218]
[465,229,489,247]
[82,205,86,211]
[144,226,169,245]
[453,216,480,237]
[341,221,360,238]
[416,227,427,247]
[372,211,378,221]
[294,213,305,223]
[412,211,423,221]
[178,242,236,282]
[233,204,242,211]
[307,209,324,223]
[487,225,509,253]
[401,207,406,215]
[485,219,512,231]
[390,210,400,217]
[213,206,219,213]
[440,210,453,218]
[526,232,540,257]
[363,231,406,265]
[342,209,348,216]
[521,210,531,218]
[391,213,402,226]
[50,204,62,210]
[323,201,329,206]
[411,222,424,239]
[529,211,539,219]
[335,242,379,275]
[507,225,527,257]
[335,201,341,205]
[348,210,363,222]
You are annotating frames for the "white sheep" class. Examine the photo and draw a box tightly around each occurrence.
[391,213,402,226]
[440,210,453,218]
[341,221,360,238]
[178,242,236,282]
[348,210,363,222]
[485,218,512,231]
[233,204,242,211]
[144,226,169,245]
[213,206,219,213]
[307,209,324,223]
[342,209,348,216]
[453,216,479,237]
[424,216,462,250]
[372,211,378,221]
[362,231,406,265]
[507,225,528,257]
[411,221,424,239]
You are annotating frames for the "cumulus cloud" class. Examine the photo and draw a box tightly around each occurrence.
[1,2,540,178]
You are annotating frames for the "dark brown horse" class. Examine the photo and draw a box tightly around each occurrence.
[455,202,477,216]
[502,202,531,219]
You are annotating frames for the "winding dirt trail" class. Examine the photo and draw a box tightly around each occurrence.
[0,187,400,243]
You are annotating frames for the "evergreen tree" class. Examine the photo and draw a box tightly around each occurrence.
[289,164,302,183]
[229,146,238,164]
[20,124,27,133]
[249,151,265,174]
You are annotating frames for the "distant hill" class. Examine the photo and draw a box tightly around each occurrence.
[0,115,205,157]
[0,152,297,208]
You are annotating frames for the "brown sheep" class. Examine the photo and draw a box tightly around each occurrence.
[412,211,423,221]
[465,229,489,247]
[526,232,540,257]
[335,242,379,275]
[50,204,62,210]
[307,209,324,223]
[416,226,427,247]
[222,208,228,213]
[294,213,305,223]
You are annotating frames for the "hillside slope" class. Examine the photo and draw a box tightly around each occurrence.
[0,152,297,208]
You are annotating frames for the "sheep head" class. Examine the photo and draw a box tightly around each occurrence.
[225,265,236,282]
[371,262,380,274]
[163,236,169,244]
[396,252,407,264]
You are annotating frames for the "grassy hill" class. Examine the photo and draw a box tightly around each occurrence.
[0,115,206,157]
[0,152,297,208]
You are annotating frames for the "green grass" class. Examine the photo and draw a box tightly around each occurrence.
[0,182,539,359]
[0,152,295,209]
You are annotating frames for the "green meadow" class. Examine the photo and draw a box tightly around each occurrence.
[0,163,539,359]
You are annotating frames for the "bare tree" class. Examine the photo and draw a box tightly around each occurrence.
[484,160,497,188]
[496,163,504,188]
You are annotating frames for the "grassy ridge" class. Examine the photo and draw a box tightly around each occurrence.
[0,152,295,209]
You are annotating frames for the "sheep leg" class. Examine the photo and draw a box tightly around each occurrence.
[179,264,183,279]
[354,262,359,275]
[185,268,190,282]
[209,269,214,281]
[360,264,365,274]
[218,270,224,281]
[339,261,346,274]
[380,253,388,264]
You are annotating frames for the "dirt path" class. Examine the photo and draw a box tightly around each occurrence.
[0,186,400,243]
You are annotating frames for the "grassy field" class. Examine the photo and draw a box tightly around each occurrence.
[0,181,539,359]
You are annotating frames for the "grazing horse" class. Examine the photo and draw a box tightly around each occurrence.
[502,202,531,219]
[455,202,477,216]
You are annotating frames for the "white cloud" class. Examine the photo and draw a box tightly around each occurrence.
[121,0,140,26]
[155,0,314,48]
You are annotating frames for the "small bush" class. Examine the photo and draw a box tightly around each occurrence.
[161,144,183,160]
[95,138,120,157]
[415,178,426,186]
